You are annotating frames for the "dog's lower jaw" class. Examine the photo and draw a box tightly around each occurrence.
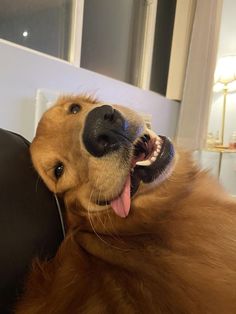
[78,133,177,218]
[82,152,178,219]
[137,152,178,195]
[77,154,178,220]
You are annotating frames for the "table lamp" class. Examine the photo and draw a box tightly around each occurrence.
[213,55,236,146]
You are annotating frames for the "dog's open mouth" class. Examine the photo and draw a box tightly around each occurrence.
[98,130,175,218]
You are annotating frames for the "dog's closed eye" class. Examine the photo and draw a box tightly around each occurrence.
[54,162,64,179]
[69,103,81,114]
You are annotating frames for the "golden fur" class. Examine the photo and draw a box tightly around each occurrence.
[16,96,236,313]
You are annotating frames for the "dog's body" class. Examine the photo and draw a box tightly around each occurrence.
[16,96,236,313]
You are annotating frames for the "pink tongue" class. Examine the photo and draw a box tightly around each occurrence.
[111,175,131,218]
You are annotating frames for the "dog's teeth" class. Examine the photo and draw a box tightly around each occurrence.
[136,159,151,166]
[154,151,158,157]
[151,156,156,162]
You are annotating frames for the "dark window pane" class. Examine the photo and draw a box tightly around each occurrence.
[0,0,72,60]
[81,0,144,85]
[150,0,177,95]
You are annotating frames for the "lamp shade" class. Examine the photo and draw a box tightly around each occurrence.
[214,55,236,92]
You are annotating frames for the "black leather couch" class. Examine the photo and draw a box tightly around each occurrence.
[0,129,65,314]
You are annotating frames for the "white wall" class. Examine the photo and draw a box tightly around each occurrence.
[209,0,236,142]
[208,92,236,145]
[212,0,236,143]
[217,0,236,58]
[0,39,179,141]
[203,0,236,196]
[197,150,236,196]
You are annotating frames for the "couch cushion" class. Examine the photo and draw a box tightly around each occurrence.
[0,129,64,313]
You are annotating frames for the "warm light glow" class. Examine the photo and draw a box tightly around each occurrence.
[227,80,236,92]
[213,82,225,92]
[214,55,236,91]
[22,31,28,37]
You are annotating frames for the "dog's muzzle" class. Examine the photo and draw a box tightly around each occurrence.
[82,105,130,157]
[82,105,175,218]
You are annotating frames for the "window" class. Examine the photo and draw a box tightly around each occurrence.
[0,0,72,60]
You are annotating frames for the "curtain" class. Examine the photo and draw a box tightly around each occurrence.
[176,0,223,150]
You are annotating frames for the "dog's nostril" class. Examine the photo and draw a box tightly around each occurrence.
[104,111,114,122]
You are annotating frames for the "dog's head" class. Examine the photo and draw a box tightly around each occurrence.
[31,95,175,220]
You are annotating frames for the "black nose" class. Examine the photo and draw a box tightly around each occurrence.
[82,105,128,157]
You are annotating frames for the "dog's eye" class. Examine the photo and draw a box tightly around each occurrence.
[69,103,81,114]
[54,163,64,179]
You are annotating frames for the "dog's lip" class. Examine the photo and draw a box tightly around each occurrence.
[96,130,175,207]
[132,130,163,168]
[95,175,140,207]
[132,133,175,184]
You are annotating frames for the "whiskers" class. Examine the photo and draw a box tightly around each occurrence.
[86,177,129,251]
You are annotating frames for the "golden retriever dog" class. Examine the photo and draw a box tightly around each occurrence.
[16,95,236,313]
